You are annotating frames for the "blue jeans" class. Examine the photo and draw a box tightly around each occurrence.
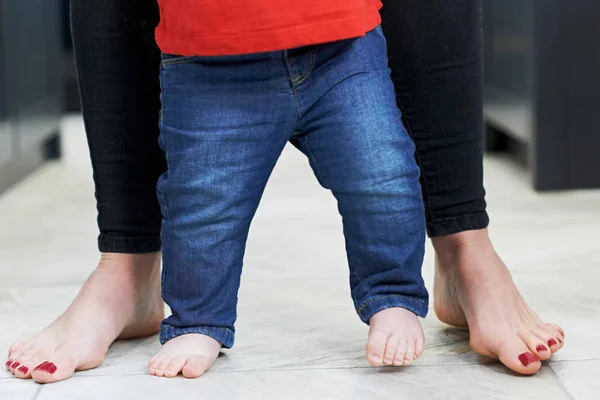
[158,27,428,348]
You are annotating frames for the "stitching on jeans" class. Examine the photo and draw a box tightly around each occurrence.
[356,294,429,315]
[394,93,436,224]
[284,51,304,118]
[161,56,201,67]
[292,50,316,86]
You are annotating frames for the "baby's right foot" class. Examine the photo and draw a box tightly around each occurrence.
[148,334,221,378]
[366,307,425,367]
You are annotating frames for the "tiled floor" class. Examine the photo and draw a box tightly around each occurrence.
[1,116,599,399]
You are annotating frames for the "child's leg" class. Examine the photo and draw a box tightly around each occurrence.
[290,27,428,366]
[151,53,295,378]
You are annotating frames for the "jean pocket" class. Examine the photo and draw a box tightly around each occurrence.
[161,53,201,67]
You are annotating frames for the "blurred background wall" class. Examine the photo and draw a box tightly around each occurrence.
[0,0,599,195]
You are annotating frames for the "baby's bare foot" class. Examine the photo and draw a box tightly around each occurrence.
[148,334,221,378]
[5,253,163,383]
[366,307,424,367]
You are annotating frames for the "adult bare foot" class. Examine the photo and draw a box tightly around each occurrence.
[433,229,565,375]
[5,253,163,383]
[366,307,425,367]
[148,334,221,378]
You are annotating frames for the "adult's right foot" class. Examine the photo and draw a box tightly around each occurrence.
[6,252,163,384]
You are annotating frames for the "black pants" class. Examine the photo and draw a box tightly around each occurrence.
[71,0,488,254]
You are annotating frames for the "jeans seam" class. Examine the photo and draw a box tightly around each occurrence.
[291,50,316,86]
[284,51,304,118]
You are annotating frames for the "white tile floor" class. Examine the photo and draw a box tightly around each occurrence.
[1,115,600,399]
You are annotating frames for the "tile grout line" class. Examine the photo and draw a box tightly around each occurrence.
[30,385,43,400]
[60,362,520,379]
[547,363,577,400]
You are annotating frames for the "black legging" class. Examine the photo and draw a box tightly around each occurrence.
[70,0,487,253]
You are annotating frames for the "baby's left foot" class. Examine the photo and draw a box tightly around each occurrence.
[366,307,424,366]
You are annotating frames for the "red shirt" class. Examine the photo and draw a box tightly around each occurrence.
[156,0,382,56]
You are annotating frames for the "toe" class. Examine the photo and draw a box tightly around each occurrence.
[164,355,186,378]
[550,324,565,340]
[9,360,21,374]
[182,355,213,378]
[14,362,32,379]
[366,329,389,366]
[518,330,551,361]
[415,338,425,359]
[540,322,563,339]
[534,326,563,353]
[31,361,61,384]
[496,335,541,375]
[393,340,408,366]
[383,337,399,366]
[403,342,416,365]
[149,353,169,376]
[154,355,173,377]
[31,350,80,384]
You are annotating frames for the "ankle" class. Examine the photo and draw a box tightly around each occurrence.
[97,252,161,286]
[99,252,161,267]
[432,229,495,266]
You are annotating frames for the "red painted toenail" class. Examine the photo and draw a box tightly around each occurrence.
[34,361,57,374]
[518,352,538,367]
[18,366,28,374]
[548,339,557,347]
[536,345,548,352]
[11,362,20,369]
[5,360,12,368]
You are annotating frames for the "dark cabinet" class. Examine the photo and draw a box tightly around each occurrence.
[0,0,63,193]
[483,0,600,191]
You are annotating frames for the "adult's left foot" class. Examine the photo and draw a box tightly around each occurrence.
[433,229,565,375]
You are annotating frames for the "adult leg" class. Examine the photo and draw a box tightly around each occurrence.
[291,28,427,367]
[6,0,165,383]
[148,52,296,378]
[380,0,564,374]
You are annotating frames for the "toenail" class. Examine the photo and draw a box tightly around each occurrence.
[5,360,12,368]
[11,362,20,369]
[557,338,562,344]
[536,345,548,352]
[18,366,28,374]
[518,352,538,367]
[548,339,557,347]
[34,361,57,374]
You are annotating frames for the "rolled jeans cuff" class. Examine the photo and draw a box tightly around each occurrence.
[160,323,235,349]
[356,294,429,323]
